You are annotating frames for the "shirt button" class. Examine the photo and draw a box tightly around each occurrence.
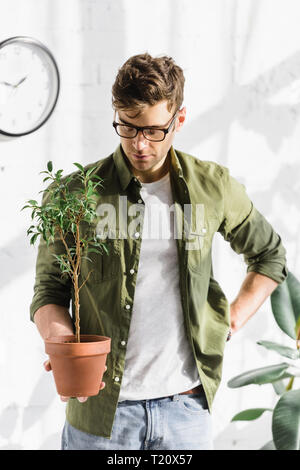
[114,377,120,382]
[129,268,135,274]
[134,232,140,238]
[121,341,126,346]
[202,228,207,234]
[125,304,131,310]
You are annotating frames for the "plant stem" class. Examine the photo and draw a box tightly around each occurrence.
[73,222,82,343]
[73,272,80,343]
[286,376,294,391]
[78,267,94,291]
[58,227,76,271]
[297,325,300,350]
[286,326,300,391]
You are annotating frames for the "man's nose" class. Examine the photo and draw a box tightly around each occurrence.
[133,130,149,150]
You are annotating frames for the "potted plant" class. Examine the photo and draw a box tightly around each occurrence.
[22,161,111,398]
[227,270,300,450]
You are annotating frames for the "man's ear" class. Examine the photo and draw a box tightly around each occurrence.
[176,106,186,132]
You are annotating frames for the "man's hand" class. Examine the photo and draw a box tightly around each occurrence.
[43,359,107,403]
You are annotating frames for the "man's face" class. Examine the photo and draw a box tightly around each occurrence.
[116,100,186,182]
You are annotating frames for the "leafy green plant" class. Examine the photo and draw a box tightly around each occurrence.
[22,161,107,343]
[228,271,300,450]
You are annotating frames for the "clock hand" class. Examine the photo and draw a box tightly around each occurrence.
[0,81,14,88]
[14,76,28,88]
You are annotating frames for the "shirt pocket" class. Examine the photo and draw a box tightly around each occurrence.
[186,225,208,273]
[79,229,121,284]
[186,216,218,274]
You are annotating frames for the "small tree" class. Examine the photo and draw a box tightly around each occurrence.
[22,161,107,343]
[228,271,300,450]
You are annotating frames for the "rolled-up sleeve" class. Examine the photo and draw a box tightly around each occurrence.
[29,190,73,322]
[217,166,288,284]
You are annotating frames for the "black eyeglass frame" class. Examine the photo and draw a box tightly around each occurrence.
[112,110,179,142]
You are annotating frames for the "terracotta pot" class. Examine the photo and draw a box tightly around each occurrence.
[45,335,111,397]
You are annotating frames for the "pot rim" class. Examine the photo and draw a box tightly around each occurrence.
[45,334,111,344]
[45,335,111,357]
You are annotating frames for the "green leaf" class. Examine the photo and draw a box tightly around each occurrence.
[28,200,38,205]
[87,247,103,254]
[227,363,292,388]
[91,174,103,181]
[65,176,73,185]
[55,169,64,181]
[270,271,300,339]
[272,380,286,396]
[85,166,97,178]
[73,162,84,172]
[257,340,300,360]
[260,440,276,450]
[81,256,93,263]
[87,186,94,198]
[47,161,53,172]
[101,243,109,255]
[92,180,103,189]
[30,233,39,245]
[26,225,35,233]
[231,408,273,422]
[272,389,300,450]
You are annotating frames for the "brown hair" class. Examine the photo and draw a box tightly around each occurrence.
[112,53,185,114]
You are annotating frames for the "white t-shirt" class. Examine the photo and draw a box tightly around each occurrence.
[118,172,201,401]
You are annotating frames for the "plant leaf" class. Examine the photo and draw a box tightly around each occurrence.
[260,440,276,450]
[30,233,39,245]
[231,408,273,422]
[227,363,292,388]
[47,161,53,172]
[272,380,286,396]
[257,340,300,360]
[73,162,84,172]
[272,389,300,450]
[85,166,97,178]
[270,271,300,339]
[87,247,103,254]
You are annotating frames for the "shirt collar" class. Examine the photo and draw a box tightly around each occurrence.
[113,144,184,191]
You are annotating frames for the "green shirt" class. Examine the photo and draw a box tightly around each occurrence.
[30,144,288,439]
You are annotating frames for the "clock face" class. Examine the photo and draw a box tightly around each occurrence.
[0,37,59,136]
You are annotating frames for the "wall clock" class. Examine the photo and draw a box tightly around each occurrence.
[0,36,60,138]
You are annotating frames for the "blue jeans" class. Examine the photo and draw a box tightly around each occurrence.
[61,391,213,450]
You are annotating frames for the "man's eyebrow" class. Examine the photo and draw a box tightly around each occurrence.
[118,117,166,128]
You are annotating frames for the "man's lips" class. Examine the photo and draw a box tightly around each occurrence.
[132,153,152,159]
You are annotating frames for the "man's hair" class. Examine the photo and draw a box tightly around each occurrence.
[112,52,185,114]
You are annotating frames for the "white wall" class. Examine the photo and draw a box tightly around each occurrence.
[0,0,299,450]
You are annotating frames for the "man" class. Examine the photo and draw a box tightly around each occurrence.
[31,53,288,450]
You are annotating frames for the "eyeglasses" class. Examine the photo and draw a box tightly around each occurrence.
[112,110,178,142]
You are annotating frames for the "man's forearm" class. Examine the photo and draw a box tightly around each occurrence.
[230,271,279,334]
[34,304,74,340]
